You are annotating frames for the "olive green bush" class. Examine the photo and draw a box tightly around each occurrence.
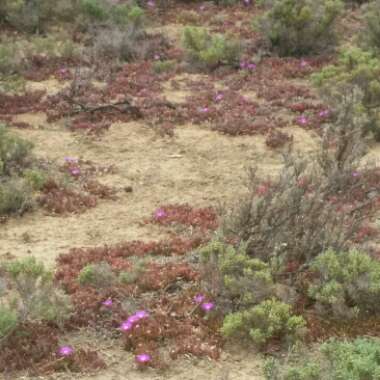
[182,26,241,70]
[312,47,380,140]
[362,0,380,54]
[2,257,72,327]
[309,249,380,319]
[264,338,380,380]
[78,262,116,288]
[221,298,306,347]
[256,0,343,56]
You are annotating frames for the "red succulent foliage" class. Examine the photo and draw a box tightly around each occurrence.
[150,204,218,232]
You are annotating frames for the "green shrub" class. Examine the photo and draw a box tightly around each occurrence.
[79,0,108,22]
[199,239,274,308]
[256,0,343,56]
[0,306,18,339]
[362,0,380,54]
[0,125,33,176]
[3,257,72,325]
[153,60,176,74]
[264,337,380,380]
[119,259,147,285]
[23,169,47,191]
[221,298,306,347]
[309,249,380,318]
[78,262,116,288]
[0,179,33,216]
[182,26,241,70]
[312,47,380,140]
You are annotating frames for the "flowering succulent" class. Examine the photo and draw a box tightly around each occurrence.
[136,353,151,363]
[101,298,113,307]
[201,302,215,312]
[194,294,206,304]
[297,115,309,126]
[154,208,167,220]
[58,345,74,357]
[120,321,133,331]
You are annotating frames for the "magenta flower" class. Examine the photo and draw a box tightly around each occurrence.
[154,54,160,60]
[194,294,206,304]
[136,353,151,363]
[352,171,360,177]
[201,302,215,312]
[214,93,224,102]
[58,345,74,357]
[70,167,81,176]
[300,59,308,68]
[243,0,251,5]
[319,109,330,118]
[154,208,167,220]
[120,321,133,331]
[102,298,113,307]
[147,0,155,7]
[199,107,209,113]
[127,315,140,324]
[297,115,308,126]
[199,5,206,11]
[247,63,256,70]
[135,310,149,319]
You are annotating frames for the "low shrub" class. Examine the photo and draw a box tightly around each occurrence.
[0,306,18,339]
[264,337,380,380]
[0,179,33,216]
[3,257,72,326]
[309,249,380,318]
[0,124,33,176]
[221,298,306,347]
[78,262,116,288]
[362,0,380,54]
[312,47,380,140]
[182,26,241,70]
[256,0,343,57]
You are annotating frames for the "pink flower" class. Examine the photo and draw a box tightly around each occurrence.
[352,171,360,177]
[297,115,308,126]
[201,302,215,312]
[154,208,167,220]
[120,321,133,331]
[127,315,140,324]
[240,61,247,69]
[199,107,209,113]
[214,93,224,102]
[102,298,113,307]
[300,59,308,68]
[58,345,74,357]
[147,0,155,7]
[247,63,256,70]
[136,353,151,363]
[135,310,149,319]
[243,0,251,5]
[199,5,206,11]
[194,294,206,304]
[319,109,330,118]
[154,54,160,60]
[70,167,81,176]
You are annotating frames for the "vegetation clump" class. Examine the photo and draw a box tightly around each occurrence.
[256,0,343,56]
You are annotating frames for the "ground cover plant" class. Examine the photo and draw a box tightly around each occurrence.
[1,0,380,378]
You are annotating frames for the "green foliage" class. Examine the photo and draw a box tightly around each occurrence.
[0,179,33,216]
[182,26,241,70]
[119,259,147,285]
[200,239,274,307]
[0,125,33,176]
[256,0,343,56]
[309,249,380,318]
[3,257,72,325]
[153,60,176,74]
[23,169,47,191]
[79,0,108,22]
[363,0,380,55]
[221,298,306,347]
[313,47,380,140]
[78,262,116,288]
[265,338,380,380]
[0,306,18,339]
